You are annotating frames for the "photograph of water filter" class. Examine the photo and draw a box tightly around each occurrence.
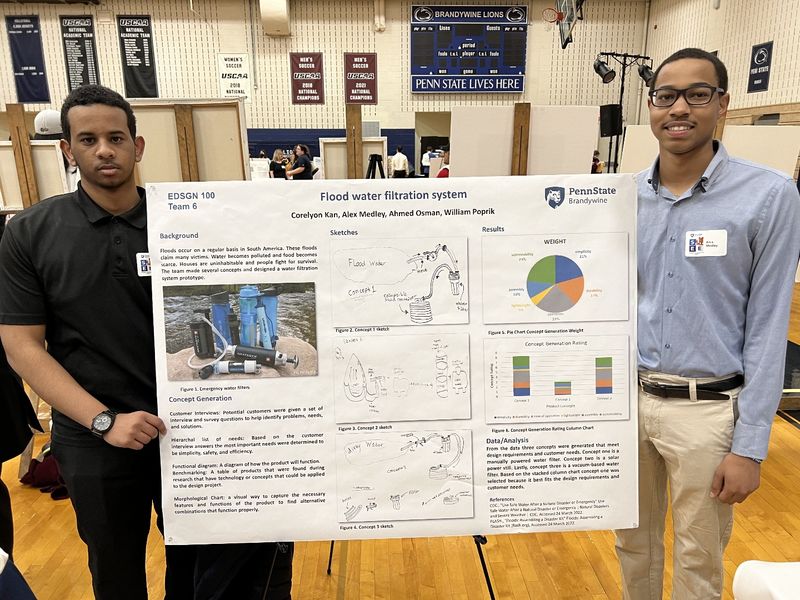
[162,283,318,381]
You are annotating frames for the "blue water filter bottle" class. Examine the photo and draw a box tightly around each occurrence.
[257,287,279,349]
[210,291,232,350]
[238,285,259,347]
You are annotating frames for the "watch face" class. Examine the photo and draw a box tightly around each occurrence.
[94,413,113,432]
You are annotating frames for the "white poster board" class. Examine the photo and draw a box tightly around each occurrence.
[619,125,658,174]
[147,175,638,544]
[449,106,600,176]
[0,141,69,211]
[319,137,387,179]
[722,125,800,177]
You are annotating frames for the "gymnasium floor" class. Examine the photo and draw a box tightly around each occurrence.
[7,283,800,599]
[5,412,800,600]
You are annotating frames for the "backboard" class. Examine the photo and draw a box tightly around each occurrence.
[556,0,585,49]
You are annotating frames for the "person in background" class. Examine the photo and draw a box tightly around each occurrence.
[591,150,602,173]
[421,145,433,177]
[285,144,314,180]
[436,145,450,178]
[257,149,267,159]
[390,145,409,178]
[0,216,42,562]
[614,48,800,600]
[0,337,40,561]
[269,149,288,179]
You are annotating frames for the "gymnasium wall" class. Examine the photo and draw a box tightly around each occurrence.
[0,0,647,130]
[1,0,795,132]
[645,0,800,110]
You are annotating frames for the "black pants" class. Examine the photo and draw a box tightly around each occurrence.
[53,437,293,600]
[193,541,293,600]
[52,437,196,600]
[392,170,406,178]
[0,463,12,559]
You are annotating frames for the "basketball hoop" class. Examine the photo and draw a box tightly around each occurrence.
[542,7,564,23]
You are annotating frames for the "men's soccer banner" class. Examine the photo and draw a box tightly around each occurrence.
[147,175,638,544]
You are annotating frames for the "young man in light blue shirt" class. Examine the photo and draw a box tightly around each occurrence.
[615,48,800,600]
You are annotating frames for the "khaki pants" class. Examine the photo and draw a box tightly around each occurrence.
[615,372,740,600]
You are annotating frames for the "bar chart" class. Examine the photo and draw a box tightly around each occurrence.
[484,335,630,423]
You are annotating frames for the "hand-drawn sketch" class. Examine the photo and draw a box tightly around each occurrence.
[331,238,469,327]
[336,429,474,523]
[334,333,471,423]
[481,232,629,324]
[484,335,630,423]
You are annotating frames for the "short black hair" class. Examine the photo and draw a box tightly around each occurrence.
[396,146,403,153]
[650,48,728,92]
[61,84,136,141]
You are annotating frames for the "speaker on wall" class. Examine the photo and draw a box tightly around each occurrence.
[600,104,623,137]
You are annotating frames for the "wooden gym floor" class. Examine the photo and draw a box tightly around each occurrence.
[7,283,800,599]
[4,414,800,600]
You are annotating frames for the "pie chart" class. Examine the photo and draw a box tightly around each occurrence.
[527,255,584,312]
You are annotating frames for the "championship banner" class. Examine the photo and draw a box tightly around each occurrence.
[147,175,639,545]
[117,15,158,98]
[218,53,252,101]
[344,52,377,104]
[60,15,100,91]
[6,15,50,103]
[411,5,528,93]
[290,52,324,104]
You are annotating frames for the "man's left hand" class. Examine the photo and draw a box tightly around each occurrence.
[709,453,761,504]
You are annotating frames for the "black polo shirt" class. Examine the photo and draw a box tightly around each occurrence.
[293,154,313,179]
[0,184,155,445]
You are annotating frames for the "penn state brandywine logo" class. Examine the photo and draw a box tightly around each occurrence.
[545,187,566,209]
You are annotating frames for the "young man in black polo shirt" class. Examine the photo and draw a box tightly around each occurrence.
[0,86,294,600]
[0,86,195,599]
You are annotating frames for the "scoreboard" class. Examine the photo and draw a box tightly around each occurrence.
[411,5,528,93]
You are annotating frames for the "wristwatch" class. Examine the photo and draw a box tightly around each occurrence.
[90,410,117,438]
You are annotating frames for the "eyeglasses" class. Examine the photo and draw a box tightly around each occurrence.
[648,84,725,107]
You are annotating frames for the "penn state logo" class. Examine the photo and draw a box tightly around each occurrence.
[545,186,565,209]
[413,7,433,22]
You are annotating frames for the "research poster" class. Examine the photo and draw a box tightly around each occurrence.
[147,175,638,545]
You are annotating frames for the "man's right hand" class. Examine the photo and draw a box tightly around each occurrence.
[104,411,167,450]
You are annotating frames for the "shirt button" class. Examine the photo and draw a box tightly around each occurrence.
[667,272,674,278]
[669,236,676,242]
[666,307,673,313]
[114,237,122,245]
[665,343,671,349]
[116,257,123,266]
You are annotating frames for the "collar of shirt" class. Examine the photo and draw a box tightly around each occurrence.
[74,183,147,229]
[645,140,728,198]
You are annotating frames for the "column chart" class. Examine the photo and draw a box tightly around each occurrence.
[484,335,630,423]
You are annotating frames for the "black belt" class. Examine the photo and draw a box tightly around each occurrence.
[639,374,743,400]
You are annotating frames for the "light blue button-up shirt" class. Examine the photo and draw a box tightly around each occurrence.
[638,142,800,459]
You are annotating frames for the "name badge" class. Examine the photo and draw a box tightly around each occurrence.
[685,230,727,257]
[136,252,151,276]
